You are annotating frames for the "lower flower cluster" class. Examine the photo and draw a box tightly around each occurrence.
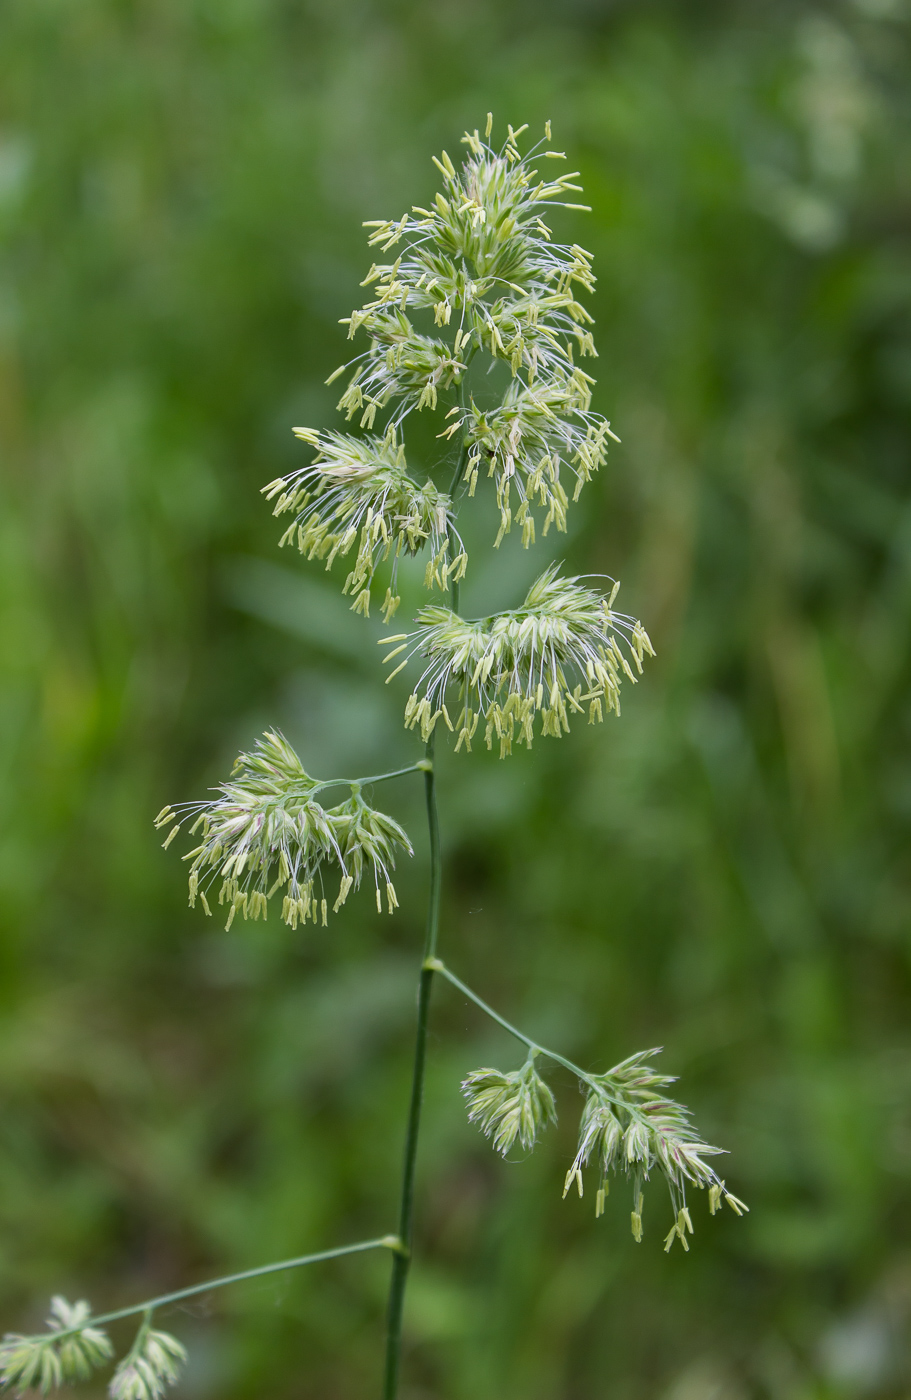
[462,1038,747,1250]
[0,1300,186,1400]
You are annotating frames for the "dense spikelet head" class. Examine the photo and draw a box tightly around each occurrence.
[109,1326,187,1400]
[562,1049,748,1248]
[263,428,465,621]
[272,119,618,608]
[380,564,655,754]
[462,1058,557,1155]
[0,1297,113,1395]
[153,730,413,930]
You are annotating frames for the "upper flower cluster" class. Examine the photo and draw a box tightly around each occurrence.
[265,117,620,616]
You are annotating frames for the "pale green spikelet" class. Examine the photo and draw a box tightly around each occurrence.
[561,1049,747,1246]
[153,730,413,929]
[382,564,654,754]
[262,428,465,616]
[462,1056,557,1155]
[109,1319,186,1400]
[0,1297,113,1395]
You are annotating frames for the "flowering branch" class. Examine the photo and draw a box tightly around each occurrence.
[153,731,415,930]
[381,564,655,753]
[8,114,746,1400]
[431,957,747,1249]
[0,1241,398,1400]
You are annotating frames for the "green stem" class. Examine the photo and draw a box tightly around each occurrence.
[428,958,597,1086]
[310,762,429,796]
[29,1239,399,1341]
[382,393,468,1395]
[382,731,442,1400]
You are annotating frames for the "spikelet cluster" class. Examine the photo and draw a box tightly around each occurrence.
[561,1050,748,1250]
[0,1298,112,1395]
[351,120,597,401]
[380,564,655,755]
[263,428,465,621]
[462,1058,557,1156]
[154,731,412,930]
[309,116,615,563]
[441,370,618,547]
[109,1327,186,1400]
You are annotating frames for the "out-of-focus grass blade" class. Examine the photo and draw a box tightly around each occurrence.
[222,556,381,665]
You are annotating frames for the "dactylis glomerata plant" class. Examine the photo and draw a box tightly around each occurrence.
[1,117,746,1400]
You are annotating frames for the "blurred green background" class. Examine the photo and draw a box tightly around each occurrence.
[2,1,911,1396]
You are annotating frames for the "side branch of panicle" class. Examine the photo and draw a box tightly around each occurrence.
[561,1049,748,1250]
[154,731,413,930]
[380,564,654,755]
[462,1057,557,1156]
[263,428,465,621]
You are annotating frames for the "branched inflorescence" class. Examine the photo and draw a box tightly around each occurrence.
[263,428,466,622]
[380,564,655,754]
[561,1050,747,1251]
[462,1040,747,1251]
[462,1056,557,1156]
[154,731,412,930]
[264,116,624,630]
[4,115,744,1400]
[0,1300,185,1400]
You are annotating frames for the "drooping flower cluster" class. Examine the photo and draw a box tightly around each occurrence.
[349,120,597,401]
[380,564,655,755]
[561,1050,747,1251]
[263,428,465,621]
[109,1326,186,1400]
[461,1041,747,1250]
[269,118,620,623]
[0,1298,112,1395]
[445,372,618,547]
[154,731,412,930]
[462,1057,557,1156]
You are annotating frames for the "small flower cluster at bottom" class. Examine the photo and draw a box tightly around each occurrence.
[0,1299,185,1400]
[463,1045,746,1250]
[381,564,655,756]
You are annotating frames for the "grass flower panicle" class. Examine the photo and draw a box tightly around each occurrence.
[441,369,619,546]
[108,1325,186,1400]
[462,1057,557,1156]
[15,118,748,1400]
[381,564,655,754]
[263,428,465,620]
[0,1298,113,1395]
[561,1049,748,1249]
[317,117,615,553]
[153,730,412,930]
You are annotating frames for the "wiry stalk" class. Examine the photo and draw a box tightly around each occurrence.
[381,730,441,1400]
[382,412,468,1399]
